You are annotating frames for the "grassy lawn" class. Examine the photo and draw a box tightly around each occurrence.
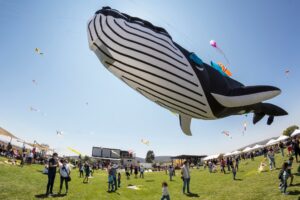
[0,152,299,200]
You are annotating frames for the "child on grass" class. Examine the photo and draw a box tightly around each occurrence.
[108,173,114,192]
[161,182,170,200]
[279,162,289,195]
[83,162,90,183]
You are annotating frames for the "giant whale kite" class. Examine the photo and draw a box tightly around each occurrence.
[87,7,287,135]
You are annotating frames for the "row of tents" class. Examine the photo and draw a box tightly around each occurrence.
[0,127,52,152]
[203,129,300,161]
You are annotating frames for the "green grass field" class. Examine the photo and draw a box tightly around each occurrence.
[0,153,299,200]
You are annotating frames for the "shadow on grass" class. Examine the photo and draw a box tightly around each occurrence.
[234,178,243,181]
[288,190,300,195]
[185,192,200,198]
[106,190,120,195]
[294,173,300,176]
[35,194,66,199]
[145,180,155,182]
[290,183,300,187]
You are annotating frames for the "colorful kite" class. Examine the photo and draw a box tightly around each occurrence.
[210,40,230,65]
[88,7,288,136]
[56,130,63,136]
[67,147,83,156]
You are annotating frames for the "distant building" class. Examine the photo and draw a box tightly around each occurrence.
[92,146,136,166]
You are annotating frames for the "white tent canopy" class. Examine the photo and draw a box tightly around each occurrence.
[276,135,289,142]
[291,129,300,137]
[242,147,253,153]
[265,139,277,146]
[252,144,264,150]
[203,154,222,161]
[231,150,242,155]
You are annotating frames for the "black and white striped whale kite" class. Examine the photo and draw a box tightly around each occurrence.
[87,7,287,136]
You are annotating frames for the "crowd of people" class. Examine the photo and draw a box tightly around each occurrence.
[1,135,299,198]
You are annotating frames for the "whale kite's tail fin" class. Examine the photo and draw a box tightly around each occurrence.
[252,103,288,125]
[211,85,281,108]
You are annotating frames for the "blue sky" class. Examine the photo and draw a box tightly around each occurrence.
[0,0,299,157]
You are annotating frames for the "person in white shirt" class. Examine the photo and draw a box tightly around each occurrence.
[181,161,190,194]
[161,181,170,200]
[59,160,71,194]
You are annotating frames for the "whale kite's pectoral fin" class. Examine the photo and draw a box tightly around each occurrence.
[211,86,281,108]
[253,113,265,124]
[179,114,192,136]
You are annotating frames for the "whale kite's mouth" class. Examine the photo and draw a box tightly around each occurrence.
[95,6,172,39]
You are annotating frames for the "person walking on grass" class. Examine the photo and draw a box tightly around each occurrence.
[161,182,170,200]
[279,162,290,195]
[59,160,71,195]
[108,167,114,192]
[83,162,91,183]
[46,153,58,197]
[181,161,191,194]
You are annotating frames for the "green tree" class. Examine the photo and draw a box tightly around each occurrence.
[145,150,155,163]
[282,125,299,136]
[83,155,91,162]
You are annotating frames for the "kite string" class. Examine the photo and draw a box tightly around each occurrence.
[216,47,230,65]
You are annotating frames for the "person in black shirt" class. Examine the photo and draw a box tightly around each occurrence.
[46,153,58,196]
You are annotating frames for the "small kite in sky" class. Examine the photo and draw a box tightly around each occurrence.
[29,106,39,112]
[35,48,44,55]
[32,79,38,85]
[210,40,230,65]
[141,139,150,146]
[285,70,290,76]
[86,102,89,106]
[56,130,63,136]
[221,131,232,139]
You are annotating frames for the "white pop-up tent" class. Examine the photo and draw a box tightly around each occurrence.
[252,144,264,150]
[265,139,277,146]
[231,150,242,155]
[291,129,300,137]
[203,154,223,161]
[276,135,289,142]
[242,147,253,153]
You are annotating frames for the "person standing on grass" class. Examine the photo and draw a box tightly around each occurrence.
[111,164,118,191]
[226,157,230,172]
[59,160,71,195]
[292,137,300,162]
[181,161,191,194]
[83,162,91,183]
[287,157,294,186]
[279,141,285,157]
[168,165,174,181]
[232,162,237,180]
[117,172,121,188]
[134,165,138,178]
[46,153,58,196]
[79,162,84,178]
[161,182,170,200]
[267,148,276,170]
[220,158,226,174]
[140,165,145,178]
[235,157,239,171]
